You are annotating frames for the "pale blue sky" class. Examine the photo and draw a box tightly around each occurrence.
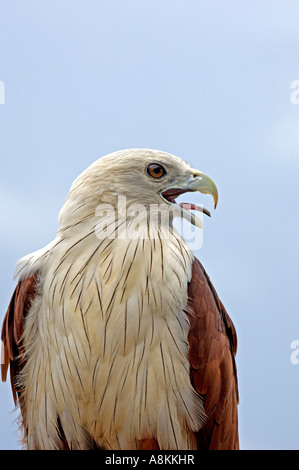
[1,0,299,449]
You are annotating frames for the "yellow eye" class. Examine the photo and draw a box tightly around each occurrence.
[146,163,166,179]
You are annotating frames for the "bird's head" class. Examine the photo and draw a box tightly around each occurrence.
[59,149,218,231]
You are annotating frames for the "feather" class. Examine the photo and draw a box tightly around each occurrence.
[187,258,239,449]
[1,149,238,450]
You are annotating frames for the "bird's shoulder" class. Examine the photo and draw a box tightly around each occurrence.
[187,257,239,449]
[1,273,39,403]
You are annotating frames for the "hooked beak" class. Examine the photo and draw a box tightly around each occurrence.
[184,168,218,209]
[161,168,218,229]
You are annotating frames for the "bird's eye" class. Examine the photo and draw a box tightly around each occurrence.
[146,163,166,179]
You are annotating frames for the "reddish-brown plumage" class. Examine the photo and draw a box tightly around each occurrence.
[1,259,239,450]
[187,258,239,449]
[1,274,38,406]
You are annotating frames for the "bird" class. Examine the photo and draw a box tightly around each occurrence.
[1,148,239,450]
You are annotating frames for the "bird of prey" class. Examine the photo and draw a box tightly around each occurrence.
[1,149,238,450]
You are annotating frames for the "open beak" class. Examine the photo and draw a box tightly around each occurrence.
[161,169,218,229]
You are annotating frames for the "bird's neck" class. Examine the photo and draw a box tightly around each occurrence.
[52,210,194,311]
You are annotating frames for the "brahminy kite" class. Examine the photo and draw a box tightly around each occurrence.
[1,149,238,450]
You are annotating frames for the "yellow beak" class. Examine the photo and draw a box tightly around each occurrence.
[187,168,218,210]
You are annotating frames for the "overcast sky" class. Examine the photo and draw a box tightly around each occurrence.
[1,0,299,450]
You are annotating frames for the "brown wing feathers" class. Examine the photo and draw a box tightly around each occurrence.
[1,274,38,404]
[1,260,238,450]
[187,258,239,449]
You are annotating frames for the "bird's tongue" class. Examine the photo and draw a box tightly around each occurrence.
[179,202,211,217]
[180,202,196,210]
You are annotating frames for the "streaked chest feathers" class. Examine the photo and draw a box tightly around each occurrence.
[22,220,205,449]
